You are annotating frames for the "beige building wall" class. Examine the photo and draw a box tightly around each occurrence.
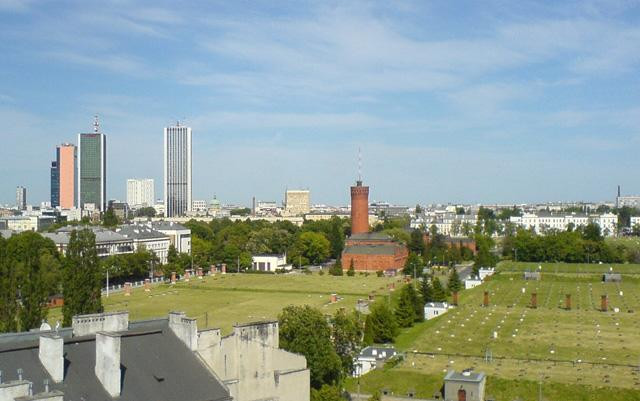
[59,144,76,209]
[284,190,310,216]
[197,321,310,401]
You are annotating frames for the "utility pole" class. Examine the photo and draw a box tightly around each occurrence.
[106,268,109,298]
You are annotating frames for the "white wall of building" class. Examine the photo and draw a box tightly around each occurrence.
[510,213,618,236]
[126,179,154,207]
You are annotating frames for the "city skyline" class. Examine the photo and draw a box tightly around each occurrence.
[1,1,639,206]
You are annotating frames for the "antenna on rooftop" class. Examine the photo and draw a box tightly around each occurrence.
[357,147,362,185]
[93,115,100,133]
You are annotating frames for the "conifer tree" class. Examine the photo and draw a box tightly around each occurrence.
[347,259,355,276]
[420,277,434,303]
[395,285,416,328]
[447,267,463,294]
[431,277,447,302]
[63,229,103,326]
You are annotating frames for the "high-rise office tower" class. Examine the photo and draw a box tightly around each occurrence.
[78,117,106,211]
[50,143,77,209]
[50,160,59,208]
[127,178,155,207]
[16,186,26,210]
[163,124,192,217]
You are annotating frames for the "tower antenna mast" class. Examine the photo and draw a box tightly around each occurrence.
[93,115,100,133]
[357,147,362,184]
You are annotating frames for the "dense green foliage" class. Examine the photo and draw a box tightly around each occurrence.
[366,301,398,343]
[502,223,634,263]
[62,229,103,326]
[0,232,60,332]
[331,309,363,375]
[102,207,120,227]
[279,305,343,389]
[135,207,156,218]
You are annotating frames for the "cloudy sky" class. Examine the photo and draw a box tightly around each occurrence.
[1,0,639,206]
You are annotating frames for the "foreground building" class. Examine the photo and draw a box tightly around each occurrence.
[251,254,292,272]
[43,226,134,258]
[116,224,170,264]
[163,124,192,217]
[0,311,309,401]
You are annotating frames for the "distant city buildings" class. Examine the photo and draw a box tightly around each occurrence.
[616,195,640,208]
[164,124,192,217]
[15,186,26,210]
[510,212,618,236]
[78,119,106,211]
[127,178,154,207]
[284,189,310,216]
[51,143,77,209]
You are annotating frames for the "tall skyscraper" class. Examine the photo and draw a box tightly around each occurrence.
[163,124,192,217]
[50,143,77,209]
[127,178,155,207]
[50,160,59,208]
[78,117,106,211]
[16,186,26,210]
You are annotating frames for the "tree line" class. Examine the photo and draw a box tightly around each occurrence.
[0,229,104,333]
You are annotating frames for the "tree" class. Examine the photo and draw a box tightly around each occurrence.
[403,253,423,277]
[366,301,398,343]
[311,385,342,401]
[409,283,424,322]
[327,217,345,259]
[362,314,375,346]
[289,231,331,266]
[408,229,425,255]
[62,229,103,326]
[279,305,342,389]
[4,232,59,331]
[102,207,119,227]
[473,234,496,276]
[447,268,462,294]
[420,277,434,303]
[431,277,447,302]
[395,285,416,328]
[347,259,355,276]
[329,259,343,276]
[0,236,18,332]
[331,309,362,375]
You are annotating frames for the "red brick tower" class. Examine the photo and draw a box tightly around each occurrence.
[350,180,369,235]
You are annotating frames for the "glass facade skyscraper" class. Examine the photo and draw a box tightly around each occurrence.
[78,132,106,211]
[163,125,192,217]
[50,160,59,208]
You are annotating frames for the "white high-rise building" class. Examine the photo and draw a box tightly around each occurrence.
[16,186,26,210]
[163,125,192,217]
[126,179,155,207]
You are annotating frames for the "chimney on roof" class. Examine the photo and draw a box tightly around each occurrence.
[168,312,198,351]
[95,332,122,398]
[39,334,64,383]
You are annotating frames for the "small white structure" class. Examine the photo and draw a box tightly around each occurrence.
[444,370,486,401]
[424,302,449,320]
[251,254,292,272]
[464,277,482,290]
[478,267,495,280]
[353,346,398,377]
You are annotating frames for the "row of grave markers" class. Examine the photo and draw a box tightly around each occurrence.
[479,291,611,312]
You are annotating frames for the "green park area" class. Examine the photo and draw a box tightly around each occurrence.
[47,263,640,400]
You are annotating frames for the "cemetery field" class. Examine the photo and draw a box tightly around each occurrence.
[391,271,640,398]
[497,260,640,275]
[47,272,399,333]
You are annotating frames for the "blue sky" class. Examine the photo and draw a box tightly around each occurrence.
[1,0,639,206]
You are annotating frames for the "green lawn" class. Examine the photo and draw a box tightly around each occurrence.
[497,260,640,274]
[391,271,640,395]
[47,272,400,333]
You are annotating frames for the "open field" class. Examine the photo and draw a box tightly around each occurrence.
[497,260,640,275]
[388,271,640,399]
[47,273,399,333]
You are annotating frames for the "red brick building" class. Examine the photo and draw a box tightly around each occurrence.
[423,233,477,254]
[342,232,409,272]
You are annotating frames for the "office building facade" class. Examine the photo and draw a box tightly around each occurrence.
[284,189,310,216]
[163,125,192,217]
[78,131,106,211]
[51,143,77,209]
[16,186,26,210]
[127,178,155,207]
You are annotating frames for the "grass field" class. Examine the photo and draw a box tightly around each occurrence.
[46,269,640,400]
[497,260,640,274]
[387,271,640,399]
[47,272,400,333]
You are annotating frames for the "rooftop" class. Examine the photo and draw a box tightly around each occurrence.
[444,370,486,383]
[343,244,400,255]
[348,232,393,241]
[116,225,169,240]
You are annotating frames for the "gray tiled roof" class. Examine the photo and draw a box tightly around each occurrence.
[0,320,231,401]
[43,227,131,245]
[116,225,169,241]
[150,221,188,231]
[444,370,486,383]
[357,346,397,360]
[348,232,392,241]
[343,244,399,255]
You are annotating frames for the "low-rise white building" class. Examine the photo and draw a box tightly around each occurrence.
[43,226,134,258]
[464,277,483,290]
[353,346,398,377]
[478,267,495,280]
[150,221,191,254]
[251,254,292,272]
[116,224,171,264]
[510,212,618,236]
[0,215,54,232]
[424,302,449,320]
